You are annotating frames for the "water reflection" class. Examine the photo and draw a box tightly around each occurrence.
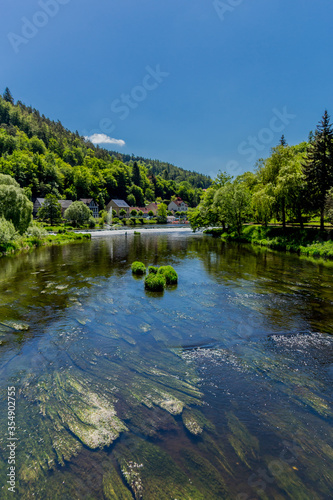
[0,232,332,499]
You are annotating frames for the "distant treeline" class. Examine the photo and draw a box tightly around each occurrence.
[0,87,211,209]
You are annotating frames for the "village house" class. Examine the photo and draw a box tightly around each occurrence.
[59,200,73,215]
[131,202,158,217]
[33,198,45,217]
[146,202,158,215]
[132,206,149,217]
[106,199,130,217]
[79,198,99,218]
[33,198,73,217]
[168,198,188,213]
[33,198,99,218]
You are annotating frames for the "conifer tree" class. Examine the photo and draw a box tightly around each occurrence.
[132,161,141,187]
[280,135,287,146]
[303,110,333,230]
[3,87,14,104]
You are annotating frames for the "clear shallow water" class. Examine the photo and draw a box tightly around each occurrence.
[0,232,332,499]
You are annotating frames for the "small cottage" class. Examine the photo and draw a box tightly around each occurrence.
[106,199,130,217]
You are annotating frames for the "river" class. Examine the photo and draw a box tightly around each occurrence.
[0,231,332,499]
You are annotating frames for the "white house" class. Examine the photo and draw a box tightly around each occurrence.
[168,198,188,212]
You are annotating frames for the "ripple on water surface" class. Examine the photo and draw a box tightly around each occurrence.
[0,233,332,499]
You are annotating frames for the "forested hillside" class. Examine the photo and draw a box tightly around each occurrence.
[0,88,210,208]
[110,154,211,189]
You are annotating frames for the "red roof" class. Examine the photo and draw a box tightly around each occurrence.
[173,198,187,207]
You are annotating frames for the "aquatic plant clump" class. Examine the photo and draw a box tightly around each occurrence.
[144,273,166,291]
[131,261,146,275]
[148,266,158,274]
[157,265,178,285]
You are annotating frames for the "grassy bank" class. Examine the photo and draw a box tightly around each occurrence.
[0,232,91,257]
[204,225,333,259]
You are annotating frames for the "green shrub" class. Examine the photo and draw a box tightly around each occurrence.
[0,217,17,246]
[131,261,146,275]
[26,222,47,238]
[88,217,96,228]
[144,273,166,291]
[157,265,178,284]
[148,266,158,274]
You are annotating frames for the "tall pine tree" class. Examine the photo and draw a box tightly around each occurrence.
[280,134,287,146]
[132,161,141,187]
[303,110,333,230]
[3,87,14,104]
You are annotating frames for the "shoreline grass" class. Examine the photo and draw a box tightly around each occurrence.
[204,225,333,259]
[0,232,91,258]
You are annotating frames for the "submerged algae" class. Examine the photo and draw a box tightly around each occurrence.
[0,233,332,498]
[226,411,259,468]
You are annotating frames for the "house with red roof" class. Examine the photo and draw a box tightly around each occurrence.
[167,197,188,213]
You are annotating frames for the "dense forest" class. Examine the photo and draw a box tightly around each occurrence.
[0,88,210,209]
[111,154,211,188]
[189,113,333,233]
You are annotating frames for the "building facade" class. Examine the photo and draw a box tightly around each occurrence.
[79,199,99,218]
[106,199,130,216]
[168,198,188,212]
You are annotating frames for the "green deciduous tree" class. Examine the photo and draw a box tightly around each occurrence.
[251,185,275,226]
[127,193,136,207]
[64,201,91,227]
[0,174,32,233]
[275,150,307,228]
[214,182,251,235]
[212,170,233,188]
[157,203,167,223]
[37,194,62,225]
[253,143,307,228]
[131,185,145,206]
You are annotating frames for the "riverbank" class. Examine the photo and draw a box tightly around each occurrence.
[204,225,333,259]
[0,226,193,258]
[77,226,194,237]
[0,232,91,257]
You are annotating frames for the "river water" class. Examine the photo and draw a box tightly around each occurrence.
[0,231,332,499]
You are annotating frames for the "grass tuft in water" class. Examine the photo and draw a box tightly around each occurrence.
[131,261,146,275]
[144,273,166,291]
[157,265,178,285]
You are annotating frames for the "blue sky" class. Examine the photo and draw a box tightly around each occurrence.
[2,0,333,178]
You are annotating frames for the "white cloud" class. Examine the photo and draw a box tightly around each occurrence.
[84,133,125,147]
